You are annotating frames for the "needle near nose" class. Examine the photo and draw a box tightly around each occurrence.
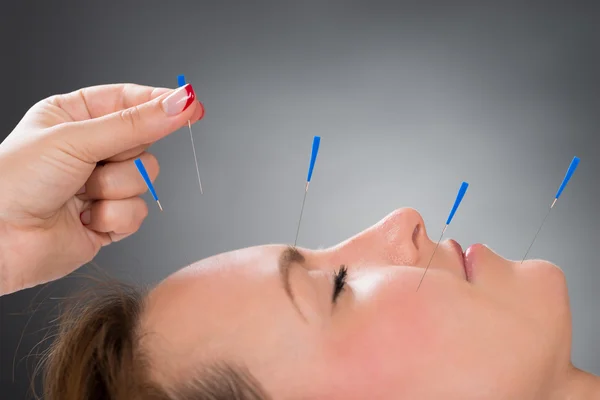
[416,181,469,291]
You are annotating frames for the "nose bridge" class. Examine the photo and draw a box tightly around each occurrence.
[329,208,425,267]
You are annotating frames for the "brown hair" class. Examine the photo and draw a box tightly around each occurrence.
[34,278,270,400]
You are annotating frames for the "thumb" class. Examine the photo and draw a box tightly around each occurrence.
[62,84,199,163]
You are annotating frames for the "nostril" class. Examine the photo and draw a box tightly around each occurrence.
[412,224,421,249]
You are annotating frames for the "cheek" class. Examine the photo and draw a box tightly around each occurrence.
[321,279,452,394]
[316,264,573,399]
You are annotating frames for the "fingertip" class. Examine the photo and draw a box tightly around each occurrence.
[190,100,205,123]
[139,196,150,220]
[197,100,205,120]
[140,152,160,181]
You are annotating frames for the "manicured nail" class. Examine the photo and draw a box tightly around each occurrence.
[76,185,86,195]
[80,210,91,225]
[162,84,196,116]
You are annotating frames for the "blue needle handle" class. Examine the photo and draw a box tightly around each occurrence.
[555,156,580,200]
[446,181,469,225]
[177,74,186,87]
[134,158,159,202]
[306,136,321,182]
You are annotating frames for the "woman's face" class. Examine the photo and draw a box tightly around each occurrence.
[142,208,572,399]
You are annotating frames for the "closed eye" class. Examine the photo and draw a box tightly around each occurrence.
[332,265,348,303]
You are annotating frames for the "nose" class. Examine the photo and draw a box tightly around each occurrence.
[330,207,428,267]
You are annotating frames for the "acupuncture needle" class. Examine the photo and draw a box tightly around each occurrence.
[520,156,580,264]
[134,158,162,211]
[294,136,321,247]
[416,181,469,291]
[178,74,203,194]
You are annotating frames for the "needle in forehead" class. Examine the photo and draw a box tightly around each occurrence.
[294,136,321,247]
[520,156,580,264]
[416,181,469,291]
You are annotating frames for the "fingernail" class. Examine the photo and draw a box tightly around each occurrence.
[76,185,86,195]
[80,210,91,225]
[162,84,196,116]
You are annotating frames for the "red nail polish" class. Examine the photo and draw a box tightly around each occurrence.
[182,84,196,112]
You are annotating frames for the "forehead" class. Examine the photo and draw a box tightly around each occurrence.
[139,245,301,372]
[182,244,285,276]
[144,244,286,322]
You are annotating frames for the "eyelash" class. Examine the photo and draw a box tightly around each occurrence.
[332,265,348,303]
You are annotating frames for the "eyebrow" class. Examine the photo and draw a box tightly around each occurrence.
[278,246,308,321]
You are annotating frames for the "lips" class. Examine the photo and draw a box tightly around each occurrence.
[447,239,468,281]
[464,243,486,281]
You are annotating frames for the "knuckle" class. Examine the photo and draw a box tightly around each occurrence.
[101,202,120,228]
[97,166,116,196]
[45,94,61,107]
[119,106,143,132]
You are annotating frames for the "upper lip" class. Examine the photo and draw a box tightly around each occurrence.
[447,239,467,279]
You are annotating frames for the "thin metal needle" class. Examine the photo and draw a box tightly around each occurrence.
[416,181,469,291]
[520,156,579,264]
[157,200,163,212]
[293,136,321,247]
[416,225,447,291]
[520,200,554,264]
[294,183,309,246]
[177,74,204,195]
[187,120,203,194]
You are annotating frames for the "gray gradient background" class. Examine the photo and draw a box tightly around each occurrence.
[1,1,599,397]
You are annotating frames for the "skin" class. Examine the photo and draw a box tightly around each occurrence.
[0,84,203,295]
[142,207,599,399]
[0,85,597,398]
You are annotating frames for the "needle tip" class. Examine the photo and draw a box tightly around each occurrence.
[157,200,163,211]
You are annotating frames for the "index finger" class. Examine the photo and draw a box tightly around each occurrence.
[53,84,170,121]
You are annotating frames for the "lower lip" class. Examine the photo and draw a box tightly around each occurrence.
[464,244,485,280]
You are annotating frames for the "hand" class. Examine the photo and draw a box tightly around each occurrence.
[0,83,204,295]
